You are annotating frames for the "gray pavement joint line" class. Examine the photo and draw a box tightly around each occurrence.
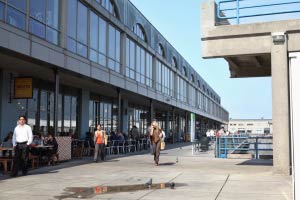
[214,174,230,200]
[136,172,184,200]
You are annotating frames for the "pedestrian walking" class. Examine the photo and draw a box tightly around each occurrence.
[11,116,33,177]
[94,124,105,162]
[150,121,162,166]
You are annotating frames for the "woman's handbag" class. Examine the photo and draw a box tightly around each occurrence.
[160,141,165,150]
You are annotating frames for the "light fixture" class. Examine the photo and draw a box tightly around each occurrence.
[272,32,286,43]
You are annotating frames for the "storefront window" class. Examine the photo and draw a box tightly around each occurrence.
[89,99,118,133]
[128,106,149,137]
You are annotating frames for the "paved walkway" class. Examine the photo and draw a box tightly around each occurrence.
[0,143,292,200]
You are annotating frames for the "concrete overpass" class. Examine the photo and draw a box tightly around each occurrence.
[201,0,300,176]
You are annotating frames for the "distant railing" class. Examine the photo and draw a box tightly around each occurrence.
[216,136,273,159]
[217,0,300,25]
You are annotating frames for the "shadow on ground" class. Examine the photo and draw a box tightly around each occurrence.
[237,159,273,166]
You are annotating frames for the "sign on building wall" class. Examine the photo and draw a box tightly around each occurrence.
[14,77,33,99]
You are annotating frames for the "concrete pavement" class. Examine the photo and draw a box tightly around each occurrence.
[0,143,292,200]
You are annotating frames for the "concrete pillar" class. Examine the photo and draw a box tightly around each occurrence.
[271,33,290,175]
[201,0,216,37]
[80,89,90,139]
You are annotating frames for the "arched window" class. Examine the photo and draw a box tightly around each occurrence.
[133,23,147,42]
[191,74,195,83]
[158,43,165,58]
[171,56,177,68]
[96,0,118,18]
[197,80,201,88]
[183,66,187,77]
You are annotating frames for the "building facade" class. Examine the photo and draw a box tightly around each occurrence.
[0,0,228,142]
[228,119,272,136]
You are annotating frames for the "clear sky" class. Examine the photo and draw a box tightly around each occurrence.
[129,0,272,120]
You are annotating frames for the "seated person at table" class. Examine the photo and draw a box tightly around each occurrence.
[118,132,125,144]
[1,131,13,148]
[45,134,59,165]
[32,134,42,146]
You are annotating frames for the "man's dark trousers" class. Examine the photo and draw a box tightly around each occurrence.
[11,143,29,176]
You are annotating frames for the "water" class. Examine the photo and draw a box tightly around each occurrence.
[55,182,186,199]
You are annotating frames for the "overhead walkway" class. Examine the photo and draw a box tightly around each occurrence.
[201,0,300,175]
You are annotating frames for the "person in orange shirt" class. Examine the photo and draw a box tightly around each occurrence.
[93,124,105,162]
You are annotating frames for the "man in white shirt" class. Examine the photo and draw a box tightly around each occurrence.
[11,116,33,177]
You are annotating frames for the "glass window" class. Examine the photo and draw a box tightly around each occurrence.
[47,0,59,29]
[67,0,76,39]
[27,0,59,44]
[99,17,107,66]
[90,12,98,62]
[77,2,87,45]
[29,18,46,38]
[46,27,58,45]
[133,23,146,42]
[7,6,25,30]
[8,0,26,12]
[30,0,46,23]
[108,25,115,70]
[96,0,117,17]
[0,2,4,21]
[136,46,141,82]
[158,43,164,58]
[172,57,177,68]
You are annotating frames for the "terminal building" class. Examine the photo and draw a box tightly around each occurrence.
[0,0,228,142]
[228,119,272,136]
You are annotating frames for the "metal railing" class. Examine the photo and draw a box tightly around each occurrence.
[216,136,273,159]
[217,0,300,24]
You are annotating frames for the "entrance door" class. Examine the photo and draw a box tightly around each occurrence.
[289,52,300,200]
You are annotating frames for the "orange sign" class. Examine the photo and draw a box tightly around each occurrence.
[14,77,33,99]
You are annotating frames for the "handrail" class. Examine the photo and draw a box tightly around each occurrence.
[217,0,300,24]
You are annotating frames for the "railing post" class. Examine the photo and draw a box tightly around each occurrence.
[236,0,240,24]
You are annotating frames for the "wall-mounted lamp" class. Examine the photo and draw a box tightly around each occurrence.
[272,32,286,43]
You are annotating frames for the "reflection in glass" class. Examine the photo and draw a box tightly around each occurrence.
[47,0,59,29]
[30,0,46,22]
[7,6,26,30]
